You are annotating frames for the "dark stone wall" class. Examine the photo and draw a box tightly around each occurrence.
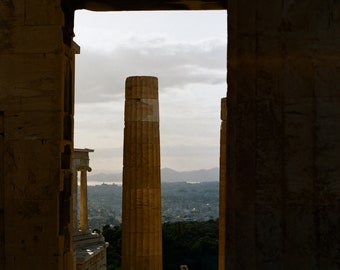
[74,0,227,11]
[226,0,340,269]
[0,0,75,269]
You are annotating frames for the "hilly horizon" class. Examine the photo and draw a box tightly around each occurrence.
[88,167,219,183]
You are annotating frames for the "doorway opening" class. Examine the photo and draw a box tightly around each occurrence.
[74,10,227,177]
[73,9,227,270]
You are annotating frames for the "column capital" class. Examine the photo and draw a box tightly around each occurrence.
[76,165,92,172]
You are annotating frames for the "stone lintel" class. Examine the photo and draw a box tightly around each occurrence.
[76,0,227,11]
[74,148,94,153]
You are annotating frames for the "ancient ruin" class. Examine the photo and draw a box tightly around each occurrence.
[121,76,163,270]
[72,149,108,270]
[73,148,93,232]
[0,0,339,269]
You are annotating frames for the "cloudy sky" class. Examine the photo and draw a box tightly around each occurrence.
[74,10,227,174]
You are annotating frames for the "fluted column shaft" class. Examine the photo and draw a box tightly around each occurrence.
[79,170,88,231]
[122,76,163,270]
[219,98,227,270]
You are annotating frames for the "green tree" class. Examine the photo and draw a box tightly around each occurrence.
[102,219,218,270]
[102,225,121,270]
[162,220,218,270]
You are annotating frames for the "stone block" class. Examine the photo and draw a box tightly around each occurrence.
[255,204,283,268]
[315,66,340,97]
[5,223,59,256]
[5,198,58,226]
[5,111,62,140]
[123,143,160,168]
[0,54,63,91]
[124,122,160,143]
[280,57,315,98]
[5,168,60,200]
[256,67,279,100]
[125,99,159,122]
[233,203,256,269]
[6,254,59,270]
[0,84,62,112]
[232,0,256,34]
[255,0,282,33]
[233,102,256,184]
[232,63,256,103]
[281,0,331,36]
[316,205,339,269]
[8,25,63,54]
[284,98,315,198]
[0,0,25,27]
[220,97,227,121]
[284,204,317,269]
[316,97,340,196]
[0,95,22,111]
[20,95,55,111]
[256,100,283,202]
[24,0,64,25]
[5,139,61,170]
[0,54,61,81]
[333,1,340,34]
[125,76,158,99]
[123,166,161,189]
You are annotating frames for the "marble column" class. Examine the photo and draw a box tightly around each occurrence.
[218,98,227,270]
[122,76,163,270]
[79,167,91,231]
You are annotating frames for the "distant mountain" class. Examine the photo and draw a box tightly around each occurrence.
[88,167,219,183]
[161,167,219,182]
[88,172,122,182]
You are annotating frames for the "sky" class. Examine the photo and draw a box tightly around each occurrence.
[74,10,227,174]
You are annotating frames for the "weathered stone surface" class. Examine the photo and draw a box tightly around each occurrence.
[218,97,227,270]
[72,150,108,270]
[24,0,64,25]
[226,0,340,269]
[0,112,4,270]
[0,1,74,269]
[122,76,163,270]
[72,148,94,232]
[74,231,108,270]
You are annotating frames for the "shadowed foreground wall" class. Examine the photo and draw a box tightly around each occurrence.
[226,1,340,269]
[0,1,75,269]
[0,0,339,269]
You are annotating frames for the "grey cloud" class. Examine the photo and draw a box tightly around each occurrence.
[91,147,123,158]
[75,38,226,103]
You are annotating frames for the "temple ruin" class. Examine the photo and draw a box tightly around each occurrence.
[72,149,108,270]
[0,0,339,269]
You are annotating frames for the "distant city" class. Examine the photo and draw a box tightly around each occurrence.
[85,168,219,229]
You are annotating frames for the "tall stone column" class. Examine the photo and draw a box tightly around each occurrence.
[218,98,227,270]
[122,76,163,270]
[79,168,90,231]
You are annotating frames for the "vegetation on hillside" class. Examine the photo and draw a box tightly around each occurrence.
[102,219,218,270]
[88,182,219,229]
